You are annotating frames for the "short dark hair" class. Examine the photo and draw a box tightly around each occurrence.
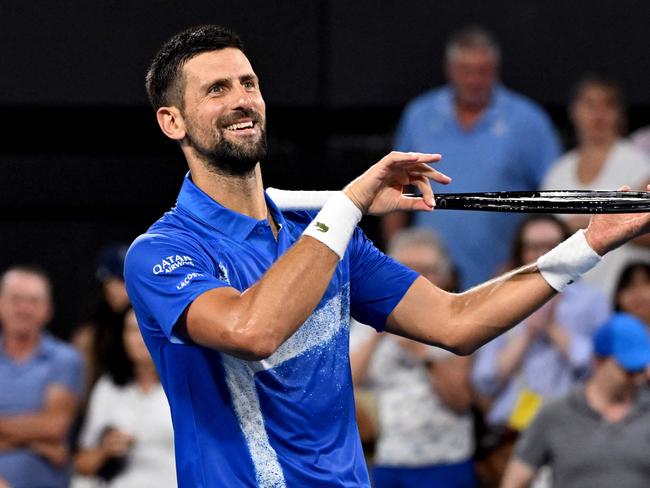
[145,25,245,110]
[571,73,624,107]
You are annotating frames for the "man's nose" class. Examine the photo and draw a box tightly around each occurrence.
[231,85,254,110]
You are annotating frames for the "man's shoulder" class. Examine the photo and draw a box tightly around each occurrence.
[41,334,82,367]
[403,86,449,115]
[126,213,207,264]
[536,388,585,424]
[497,86,550,121]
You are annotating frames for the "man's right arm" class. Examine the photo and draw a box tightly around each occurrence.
[183,237,340,360]
[128,152,448,360]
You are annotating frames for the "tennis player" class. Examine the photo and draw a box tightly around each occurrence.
[124,25,650,488]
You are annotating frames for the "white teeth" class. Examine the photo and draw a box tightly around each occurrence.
[225,121,254,131]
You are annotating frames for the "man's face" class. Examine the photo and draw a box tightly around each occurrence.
[0,271,52,339]
[600,357,646,398]
[446,48,498,108]
[520,220,565,264]
[617,269,650,326]
[394,244,451,290]
[179,48,267,176]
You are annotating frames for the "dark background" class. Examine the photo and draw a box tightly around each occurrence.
[1,0,649,335]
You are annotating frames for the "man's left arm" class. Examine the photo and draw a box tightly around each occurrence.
[0,384,79,444]
[0,347,82,445]
[386,199,650,354]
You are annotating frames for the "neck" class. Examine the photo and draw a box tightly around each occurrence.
[455,98,489,113]
[454,96,490,129]
[134,361,159,392]
[3,332,41,361]
[188,158,268,220]
[580,135,617,152]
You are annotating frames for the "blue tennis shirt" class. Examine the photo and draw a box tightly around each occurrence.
[124,174,418,487]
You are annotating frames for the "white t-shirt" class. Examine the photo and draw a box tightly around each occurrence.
[350,323,474,467]
[541,140,650,297]
[72,376,176,488]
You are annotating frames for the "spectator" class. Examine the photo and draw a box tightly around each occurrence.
[72,308,175,487]
[351,229,475,488]
[72,244,130,402]
[541,75,650,297]
[384,25,561,290]
[471,215,609,481]
[0,265,83,488]
[613,262,650,327]
[501,313,650,488]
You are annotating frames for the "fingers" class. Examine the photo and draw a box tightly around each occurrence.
[406,162,452,185]
[411,175,435,208]
[381,151,442,168]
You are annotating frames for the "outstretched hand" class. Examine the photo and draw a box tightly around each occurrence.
[343,151,451,215]
[585,184,650,255]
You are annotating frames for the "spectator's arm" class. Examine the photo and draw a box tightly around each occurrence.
[500,458,536,488]
[496,332,533,383]
[427,355,473,413]
[0,431,68,467]
[75,428,134,476]
[0,438,14,451]
[545,321,571,358]
[30,440,69,467]
[0,384,78,443]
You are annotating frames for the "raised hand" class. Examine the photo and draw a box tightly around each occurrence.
[585,185,650,255]
[343,151,451,215]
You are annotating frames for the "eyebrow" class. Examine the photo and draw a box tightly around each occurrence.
[201,73,258,92]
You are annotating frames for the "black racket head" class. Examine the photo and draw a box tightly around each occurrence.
[433,190,650,214]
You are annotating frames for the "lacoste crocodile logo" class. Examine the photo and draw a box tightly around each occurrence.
[314,222,329,232]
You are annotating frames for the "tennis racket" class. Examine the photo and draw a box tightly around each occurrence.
[431,190,650,213]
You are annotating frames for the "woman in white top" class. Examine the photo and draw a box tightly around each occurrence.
[72,309,176,488]
[542,75,650,297]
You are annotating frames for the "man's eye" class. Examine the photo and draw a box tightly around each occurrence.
[243,81,256,90]
[210,85,224,93]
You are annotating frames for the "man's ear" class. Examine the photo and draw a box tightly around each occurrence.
[156,106,186,141]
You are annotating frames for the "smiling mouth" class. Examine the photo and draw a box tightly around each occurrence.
[224,121,255,131]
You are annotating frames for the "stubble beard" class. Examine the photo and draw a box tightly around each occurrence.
[185,109,268,177]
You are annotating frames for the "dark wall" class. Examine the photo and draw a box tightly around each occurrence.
[2,1,649,335]
[2,1,650,106]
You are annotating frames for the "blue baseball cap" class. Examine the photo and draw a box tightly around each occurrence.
[594,313,650,372]
[95,244,128,282]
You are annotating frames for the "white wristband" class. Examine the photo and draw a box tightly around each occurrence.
[302,192,362,260]
[266,188,333,210]
[537,229,602,292]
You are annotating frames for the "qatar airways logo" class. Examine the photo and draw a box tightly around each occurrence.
[152,255,195,275]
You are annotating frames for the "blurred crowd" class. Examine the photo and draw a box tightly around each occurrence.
[2,24,650,488]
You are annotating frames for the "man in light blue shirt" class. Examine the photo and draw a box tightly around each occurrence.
[0,266,83,488]
[386,26,561,289]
